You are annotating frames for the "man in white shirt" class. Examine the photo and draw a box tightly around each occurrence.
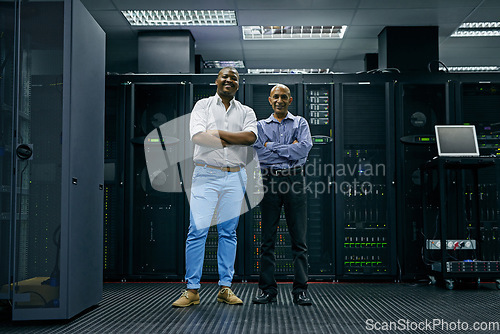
[172,67,258,307]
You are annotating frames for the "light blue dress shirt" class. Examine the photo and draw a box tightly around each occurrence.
[253,112,313,170]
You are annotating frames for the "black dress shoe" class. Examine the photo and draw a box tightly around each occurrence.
[293,291,312,306]
[252,291,277,304]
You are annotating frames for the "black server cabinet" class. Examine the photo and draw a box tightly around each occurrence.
[303,83,335,277]
[0,0,105,320]
[127,83,186,278]
[457,82,500,262]
[335,81,396,279]
[395,82,449,280]
[103,82,126,279]
[243,79,301,278]
[243,78,335,279]
[0,0,16,295]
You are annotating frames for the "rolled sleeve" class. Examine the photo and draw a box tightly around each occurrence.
[242,107,258,142]
[189,99,208,140]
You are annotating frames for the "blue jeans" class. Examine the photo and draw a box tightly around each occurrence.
[185,166,247,289]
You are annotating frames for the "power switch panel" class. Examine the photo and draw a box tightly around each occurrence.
[426,239,476,250]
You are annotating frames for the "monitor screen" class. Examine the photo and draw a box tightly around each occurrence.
[435,125,479,157]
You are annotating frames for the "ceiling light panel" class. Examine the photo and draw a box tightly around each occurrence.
[451,22,500,37]
[204,60,245,69]
[122,10,237,26]
[443,66,500,72]
[247,69,330,74]
[242,26,347,40]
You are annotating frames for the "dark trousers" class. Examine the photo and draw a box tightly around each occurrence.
[258,174,308,295]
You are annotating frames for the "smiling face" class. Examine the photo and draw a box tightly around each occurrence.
[215,67,239,99]
[269,84,292,116]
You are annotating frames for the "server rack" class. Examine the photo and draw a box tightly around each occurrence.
[103,82,126,279]
[303,82,335,277]
[0,0,105,320]
[456,81,500,265]
[242,77,336,279]
[243,78,301,279]
[127,82,186,279]
[103,72,500,284]
[395,79,451,280]
[335,80,397,279]
[0,0,16,301]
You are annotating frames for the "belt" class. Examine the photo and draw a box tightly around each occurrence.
[195,163,241,172]
[264,166,304,177]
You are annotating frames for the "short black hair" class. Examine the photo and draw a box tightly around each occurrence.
[218,67,240,80]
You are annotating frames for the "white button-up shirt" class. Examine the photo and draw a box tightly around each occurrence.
[190,94,258,167]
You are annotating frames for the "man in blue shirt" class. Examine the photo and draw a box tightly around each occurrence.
[252,84,313,306]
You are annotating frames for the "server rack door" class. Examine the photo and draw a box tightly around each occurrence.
[3,0,105,320]
[243,82,300,279]
[0,0,16,303]
[335,82,396,279]
[128,83,186,279]
[103,82,126,279]
[303,83,335,277]
[8,0,65,314]
[458,82,500,262]
[395,83,448,280]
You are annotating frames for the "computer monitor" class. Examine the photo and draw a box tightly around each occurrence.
[434,125,479,157]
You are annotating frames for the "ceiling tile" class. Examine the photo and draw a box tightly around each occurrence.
[341,38,378,50]
[84,0,500,72]
[112,0,237,10]
[358,0,481,9]
[352,8,475,25]
[235,0,359,10]
[237,10,354,26]
[81,0,116,10]
[90,10,128,26]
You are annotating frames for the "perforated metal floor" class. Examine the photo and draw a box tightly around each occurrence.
[0,282,499,333]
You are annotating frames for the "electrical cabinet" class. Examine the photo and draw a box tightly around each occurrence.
[0,0,105,320]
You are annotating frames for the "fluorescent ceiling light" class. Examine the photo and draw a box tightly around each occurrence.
[242,26,347,40]
[451,22,500,37]
[122,10,237,26]
[441,66,500,72]
[204,60,245,69]
[247,69,330,74]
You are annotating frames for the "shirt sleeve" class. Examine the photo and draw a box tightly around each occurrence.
[189,99,208,140]
[242,106,259,142]
[268,117,313,160]
[253,121,289,164]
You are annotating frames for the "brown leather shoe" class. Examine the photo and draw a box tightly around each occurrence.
[172,290,200,308]
[217,287,243,305]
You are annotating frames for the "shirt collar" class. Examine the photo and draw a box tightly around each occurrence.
[264,111,296,123]
[215,93,235,107]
